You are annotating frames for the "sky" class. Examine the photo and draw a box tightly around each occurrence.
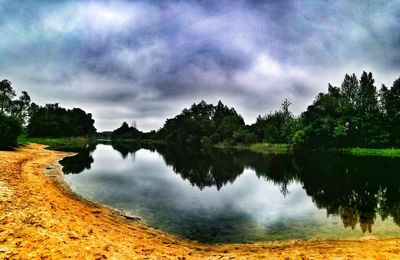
[0,0,399,131]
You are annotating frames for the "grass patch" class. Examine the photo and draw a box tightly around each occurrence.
[18,136,96,151]
[216,142,293,154]
[110,138,166,145]
[334,147,400,157]
[249,143,293,154]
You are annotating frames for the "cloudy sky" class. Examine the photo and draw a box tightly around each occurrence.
[0,0,399,131]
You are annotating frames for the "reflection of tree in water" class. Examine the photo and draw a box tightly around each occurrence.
[156,146,244,190]
[294,153,400,233]
[105,142,400,232]
[60,144,97,174]
[110,140,141,159]
[155,146,400,232]
[249,154,300,196]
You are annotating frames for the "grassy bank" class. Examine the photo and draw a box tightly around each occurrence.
[110,138,166,145]
[334,147,400,157]
[217,143,400,157]
[216,142,293,154]
[18,136,96,151]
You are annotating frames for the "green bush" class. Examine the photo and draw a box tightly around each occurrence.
[0,114,22,149]
[232,128,257,145]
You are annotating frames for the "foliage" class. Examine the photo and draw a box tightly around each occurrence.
[154,100,246,146]
[294,72,399,148]
[231,128,256,145]
[27,103,96,137]
[112,122,143,140]
[0,79,30,149]
[0,79,96,148]
[0,79,15,115]
[250,99,297,144]
[0,114,22,148]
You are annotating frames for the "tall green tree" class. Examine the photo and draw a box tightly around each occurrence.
[380,77,400,145]
[0,79,15,114]
[357,71,387,146]
[0,79,24,149]
[294,84,342,147]
[11,91,31,123]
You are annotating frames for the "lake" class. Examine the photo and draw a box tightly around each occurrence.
[60,142,400,243]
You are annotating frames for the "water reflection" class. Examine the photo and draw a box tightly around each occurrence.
[60,142,400,241]
[298,154,400,232]
[60,144,96,174]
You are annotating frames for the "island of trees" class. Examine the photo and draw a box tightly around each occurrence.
[1,71,400,152]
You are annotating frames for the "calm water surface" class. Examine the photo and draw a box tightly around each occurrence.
[61,143,400,243]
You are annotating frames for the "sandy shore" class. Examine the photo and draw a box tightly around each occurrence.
[1,144,400,259]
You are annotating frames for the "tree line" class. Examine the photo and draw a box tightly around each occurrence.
[2,71,400,149]
[113,71,400,149]
[0,79,96,149]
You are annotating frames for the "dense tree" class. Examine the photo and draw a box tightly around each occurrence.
[0,79,29,149]
[0,79,97,147]
[154,100,245,146]
[0,113,22,148]
[251,99,296,143]
[294,72,397,148]
[112,121,142,139]
[293,85,342,147]
[357,72,387,146]
[380,77,400,145]
[27,103,96,137]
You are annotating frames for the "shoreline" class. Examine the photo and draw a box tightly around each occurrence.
[1,144,400,259]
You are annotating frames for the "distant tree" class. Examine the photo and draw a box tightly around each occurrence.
[281,99,292,118]
[112,121,142,139]
[152,100,245,145]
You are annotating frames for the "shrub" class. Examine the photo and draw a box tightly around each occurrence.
[0,114,22,149]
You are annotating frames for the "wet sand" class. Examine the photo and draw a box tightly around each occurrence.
[1,143,400,259]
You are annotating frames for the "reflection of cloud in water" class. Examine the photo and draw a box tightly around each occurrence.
[64,144,400,242]
[68,148,321,227]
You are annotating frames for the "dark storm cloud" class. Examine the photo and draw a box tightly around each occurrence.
[0,0,399,130]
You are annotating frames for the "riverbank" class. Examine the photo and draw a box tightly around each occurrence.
[221,142,400,158]
[333,147,400,157]
[18,136,96,150]
[1,144,400,259]
[216,142,293,154]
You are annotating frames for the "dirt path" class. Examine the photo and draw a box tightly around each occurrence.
[1,144,400,259]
